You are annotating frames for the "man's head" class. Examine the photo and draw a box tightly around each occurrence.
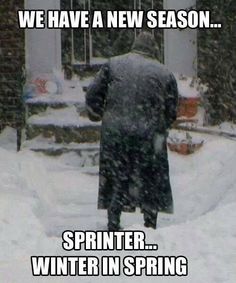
[132,31,159,59]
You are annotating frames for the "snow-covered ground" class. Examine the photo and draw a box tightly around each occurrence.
[0,127,235,283]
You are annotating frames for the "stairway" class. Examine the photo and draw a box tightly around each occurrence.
[22,79,101,167]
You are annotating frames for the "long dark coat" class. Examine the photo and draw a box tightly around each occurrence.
[86,51,178,214]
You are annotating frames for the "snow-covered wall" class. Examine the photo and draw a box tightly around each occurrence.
[25,0,61,77]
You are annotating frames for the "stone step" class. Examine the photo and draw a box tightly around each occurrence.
[25,78,92,116]
[26,100,85,117]
[22,137,100,167]
[23,78,101,167]
[26,106,101,143]
[26,123,101,143]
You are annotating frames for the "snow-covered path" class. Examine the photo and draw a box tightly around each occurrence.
[0,128,235,282]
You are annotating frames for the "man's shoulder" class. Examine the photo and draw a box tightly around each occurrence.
[109,53,133,63]
[109,53,174,79]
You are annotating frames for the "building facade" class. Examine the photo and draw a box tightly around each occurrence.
[0,0,198,131]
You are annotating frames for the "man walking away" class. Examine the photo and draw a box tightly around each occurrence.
[86,32,179,231]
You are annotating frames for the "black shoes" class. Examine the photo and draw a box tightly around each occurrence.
[108,223,122,231]
[108,217,122,231]
[107,208,158,230]
[107,210,122,231]
[144,220,157,229]
[143,209,158,229]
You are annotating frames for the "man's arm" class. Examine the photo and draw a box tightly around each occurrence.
[165,73,179,129]
[86,64,110,122]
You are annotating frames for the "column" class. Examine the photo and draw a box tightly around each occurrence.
[164,0,197,77]
[25,0,61,77]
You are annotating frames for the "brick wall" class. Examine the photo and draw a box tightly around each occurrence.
[0,0,25,132]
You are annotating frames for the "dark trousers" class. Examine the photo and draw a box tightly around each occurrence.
[143,208,158,229]
[107,181,127,230]
[108,186,158,230]
[105,131,160,230]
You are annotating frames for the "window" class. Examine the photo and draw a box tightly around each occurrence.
[61,0,163,76]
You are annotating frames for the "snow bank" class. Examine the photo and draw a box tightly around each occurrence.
[0,150,55,281]
[0,127,17,151]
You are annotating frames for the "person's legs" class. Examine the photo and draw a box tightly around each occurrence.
[137,142,158,229]
[143,208,158,229]
[107,132,133,231]
[108,179,131,231]
[107,190,123,231]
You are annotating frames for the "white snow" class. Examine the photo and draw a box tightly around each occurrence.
[25,79,86,105]
[213,122,236,135]
[28,105,101,127]
[0,127,236,282]
[175,74,207,98]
